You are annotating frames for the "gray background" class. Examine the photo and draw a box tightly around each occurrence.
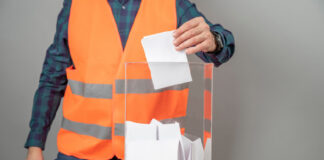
[0,0,323,159]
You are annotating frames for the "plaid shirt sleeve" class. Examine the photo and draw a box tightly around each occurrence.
[24,0,73,150]
[177,0,235,67]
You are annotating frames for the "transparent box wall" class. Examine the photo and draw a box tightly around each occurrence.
[124,62,213,160]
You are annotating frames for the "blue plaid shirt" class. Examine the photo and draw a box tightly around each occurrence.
[24,0,235,150]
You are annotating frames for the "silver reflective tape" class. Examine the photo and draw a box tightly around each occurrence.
[204,119,211,132]
[61,117,112,139]
[114,123,125,136]
[68,80,112,99]
[160,116,187,127]
[115,79,189,94]
[205,78,212,92]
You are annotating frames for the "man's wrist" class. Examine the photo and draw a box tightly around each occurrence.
[207,31,224,54]
[28,146,42,152]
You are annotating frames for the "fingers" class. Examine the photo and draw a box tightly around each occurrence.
[175,32,207,51]
[173,25,204,47]
[185,40,210,54]
[173,17,216,54]
[173,17,201,38]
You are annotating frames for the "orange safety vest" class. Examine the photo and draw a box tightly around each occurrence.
[56,0,189,159]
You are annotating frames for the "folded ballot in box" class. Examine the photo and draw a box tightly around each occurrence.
[124,119,211,160]
[123,62,214,160]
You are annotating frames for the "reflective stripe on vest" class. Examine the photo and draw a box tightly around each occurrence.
[62,114,188,139]
[204,118,211,132]
[204,78,212,92]
[68,80,113,99]
[68,79,189,98]
[115,79,189,94]
[61,117,112,139]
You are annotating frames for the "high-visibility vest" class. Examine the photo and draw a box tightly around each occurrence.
[56,0,189,159]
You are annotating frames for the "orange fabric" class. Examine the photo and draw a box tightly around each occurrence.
[57,129,113,160]
[57,0,180,159]
[204,90,212,120]
[204,131,211,147]
[204,63,213,79]
[126,90,189,123]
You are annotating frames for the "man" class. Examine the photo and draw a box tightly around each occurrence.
[25,0,235,159]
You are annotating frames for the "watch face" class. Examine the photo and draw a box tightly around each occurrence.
[214,33,224,51]
[218,36,224,48]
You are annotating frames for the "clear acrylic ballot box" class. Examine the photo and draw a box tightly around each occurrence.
[122,62,213,160]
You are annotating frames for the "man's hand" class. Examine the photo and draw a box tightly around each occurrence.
[173,17,216,54]
[26,147,44,160]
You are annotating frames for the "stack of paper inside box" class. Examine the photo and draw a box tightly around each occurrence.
[125,119,211,160]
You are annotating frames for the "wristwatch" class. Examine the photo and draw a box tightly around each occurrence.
[212,31,224,52]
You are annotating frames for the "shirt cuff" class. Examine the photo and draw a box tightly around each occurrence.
[24,131,47,151]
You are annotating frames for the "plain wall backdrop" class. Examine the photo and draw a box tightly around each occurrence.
[0,0,323,159]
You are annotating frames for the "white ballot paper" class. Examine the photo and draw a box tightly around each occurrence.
[126,139,179,160]
[125,119,207,160]
[125,121,157,142]
[181,136,193,160]
[141,31,192,90]
[153,121,186,160]
[192,138,204,160]
[182,134,205,160]
[203,138,212,160]
[125,120,181,160]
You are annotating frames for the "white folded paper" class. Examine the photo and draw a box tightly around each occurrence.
[125,120,181,160]
[181,134,205,160]
[203,138,212,160]
[192,138,204,160]
[151,120,186,160]
[181,136,193,160]
[125,119,208,160]
[141,31,192,90]
[126,139,180,160]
